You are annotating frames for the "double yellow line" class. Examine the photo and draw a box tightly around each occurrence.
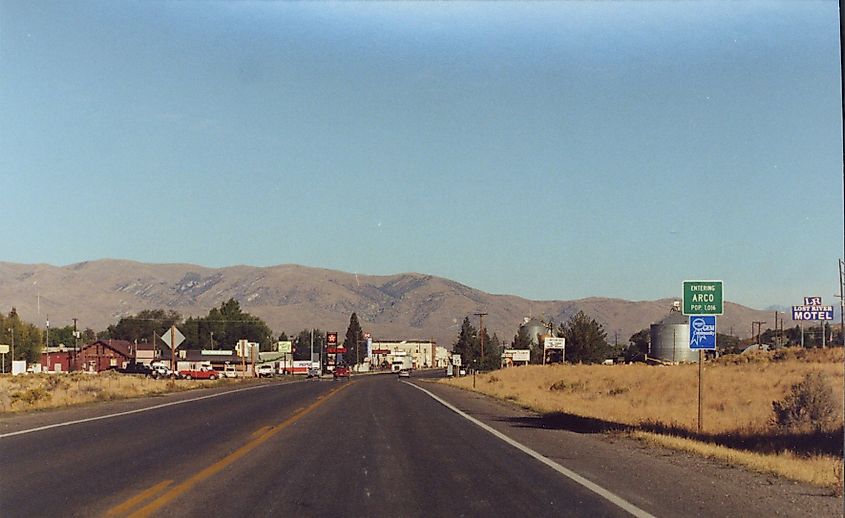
[106,383,350,518]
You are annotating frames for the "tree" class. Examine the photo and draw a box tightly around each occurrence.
[512,325,532,349]
[107,309,182,344]
[292,328,325,361]
[1,309,44,369]
[560,311,610,364]
[452,317,477,365]
[481,332,502,371]
[342,313,365,366]
[625,328,649,361]
[716,333,742,354]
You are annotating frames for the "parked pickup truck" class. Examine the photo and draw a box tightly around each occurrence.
[150,362,177,379]
[116,362,154,377]
[178,364,219,380]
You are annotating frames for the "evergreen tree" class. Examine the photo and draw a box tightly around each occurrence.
[293,329,324,361]
[452,317,477,365]
[342,313,365,366]
[560,311,610,364]
[625,328,649,360]
[481,332,502,371]
[512,326,532,349]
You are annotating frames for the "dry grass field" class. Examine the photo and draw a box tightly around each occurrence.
[0,371,253,413]
[442,347,844,488]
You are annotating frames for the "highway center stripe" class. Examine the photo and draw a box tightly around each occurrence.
[405,382,656,518]
[113,382,350,518]
[0,383,284,439]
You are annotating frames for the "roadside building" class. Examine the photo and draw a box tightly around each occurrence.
[40,345,75,373]
[74,339,134,372]
[368,340,446,369]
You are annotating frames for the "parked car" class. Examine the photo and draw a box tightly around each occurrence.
[256,364,275,377]
[306,367,320,379]
[222,362,239,378]
[333,366,350,379]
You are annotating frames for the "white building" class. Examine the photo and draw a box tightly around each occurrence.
[368,340,449,369]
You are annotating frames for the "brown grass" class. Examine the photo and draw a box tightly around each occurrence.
[442,347,845,487]
[0,372,258,413]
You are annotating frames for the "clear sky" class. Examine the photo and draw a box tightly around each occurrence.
[1,1,842,310]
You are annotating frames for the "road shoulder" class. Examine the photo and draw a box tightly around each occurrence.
[416,380,842,518]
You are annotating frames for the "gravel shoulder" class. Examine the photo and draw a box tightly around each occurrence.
[419,380,843,518]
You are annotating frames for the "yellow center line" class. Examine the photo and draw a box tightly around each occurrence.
[107,383,350,518]
[250,425,272,437]
[106,480,172,517]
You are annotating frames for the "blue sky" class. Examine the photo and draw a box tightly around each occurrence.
[1,1,842,310]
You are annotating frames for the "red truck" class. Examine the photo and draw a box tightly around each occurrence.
[178,362,219,380]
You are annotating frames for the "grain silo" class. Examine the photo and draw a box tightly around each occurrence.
[521,318,551,347]
[649,308,697,363]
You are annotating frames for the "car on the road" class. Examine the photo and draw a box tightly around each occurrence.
[398,369,410,378]
[333,366,350,379]
[306,367,320,379]
[256,364,275,377]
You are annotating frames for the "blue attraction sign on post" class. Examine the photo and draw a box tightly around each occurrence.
[689,316,717,350]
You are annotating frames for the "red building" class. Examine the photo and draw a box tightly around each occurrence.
[40,347,75,373]
[73,340,134,372]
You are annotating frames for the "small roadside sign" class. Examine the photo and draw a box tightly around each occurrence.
[0,344,9,354]
[682,280,724,315]
[160,326,185,348]
[544,337,566,349]
[689,316,717,350]
[451,354,462,367]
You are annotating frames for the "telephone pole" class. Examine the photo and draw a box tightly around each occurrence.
[474,312,488,365]
[752,321,766,347]
[836,259,844,346]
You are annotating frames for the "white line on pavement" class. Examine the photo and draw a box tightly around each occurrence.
[404,382,656,518]
[0,383,279,439]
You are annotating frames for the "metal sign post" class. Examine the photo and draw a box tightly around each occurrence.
[689,315,717,433]
[161,326,185,372]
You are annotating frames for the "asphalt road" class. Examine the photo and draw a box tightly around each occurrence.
[2,373,839,518]
[1,373,634,518]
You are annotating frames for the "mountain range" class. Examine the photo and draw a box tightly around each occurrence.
[0,259,787,348]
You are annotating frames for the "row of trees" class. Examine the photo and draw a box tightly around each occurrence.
[100,299,279,352]
[452,310,618,370]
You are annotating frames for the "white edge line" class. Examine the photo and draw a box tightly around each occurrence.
[404,381,656,518]
[0,383,280,439]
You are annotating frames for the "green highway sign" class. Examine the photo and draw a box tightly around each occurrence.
[682,280,724,315]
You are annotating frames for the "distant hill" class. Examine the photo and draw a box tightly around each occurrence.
[0,259,779,348]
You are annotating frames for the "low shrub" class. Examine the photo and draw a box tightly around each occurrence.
[11,387,51,406]
[772,372,840,433]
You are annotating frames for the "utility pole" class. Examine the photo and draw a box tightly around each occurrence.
[45,316,50,372]
[752,321,766,347]
[774,312,780,347]
[474,312,488,366]
[836,258,844,346]
[72,318,79,372]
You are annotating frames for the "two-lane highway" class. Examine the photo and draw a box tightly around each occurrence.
[1,374,639,517]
